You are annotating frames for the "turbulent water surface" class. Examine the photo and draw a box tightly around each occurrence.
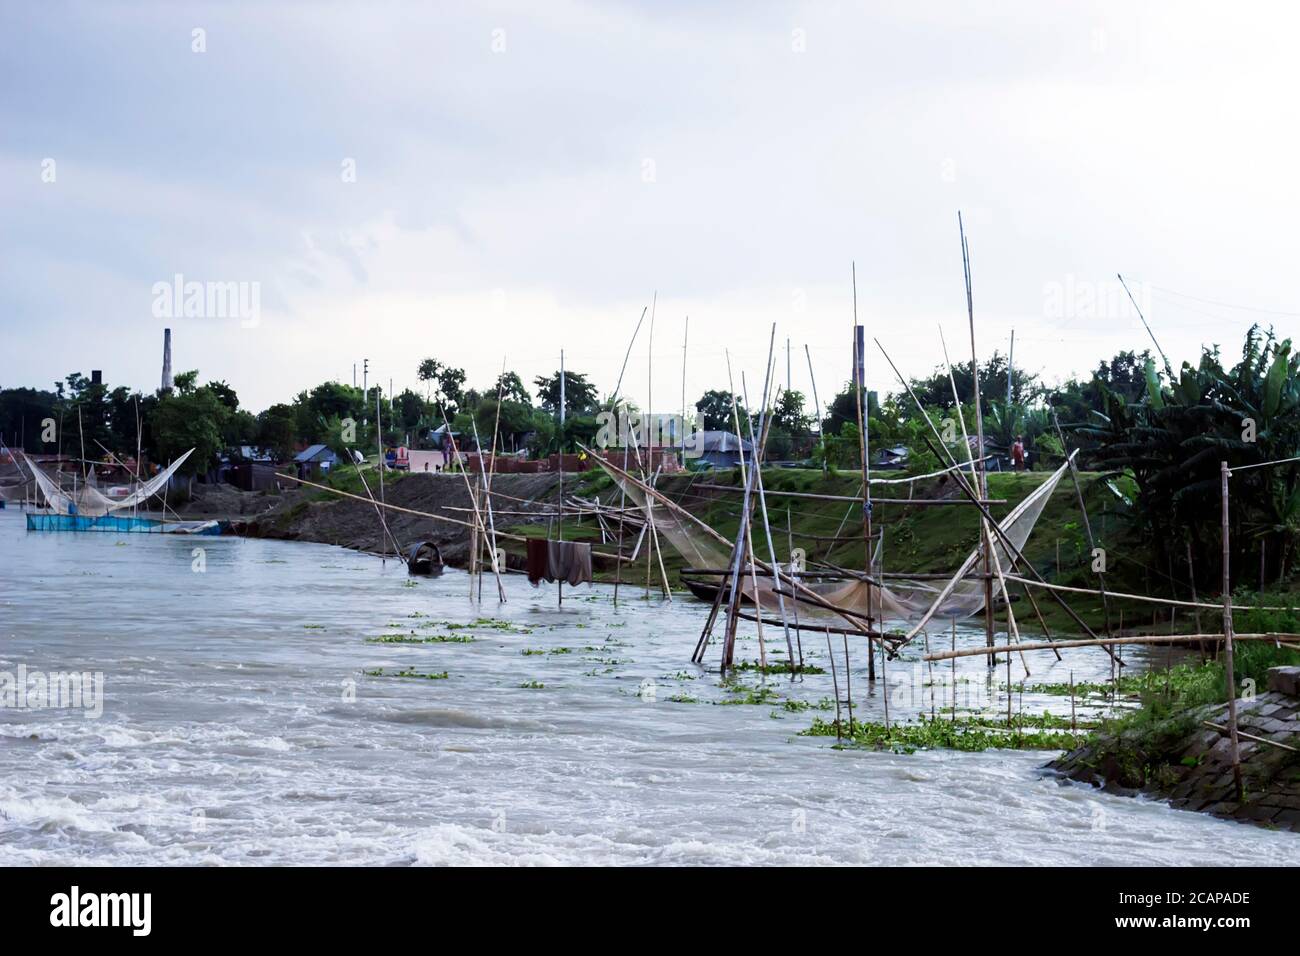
[1,510,1295,865]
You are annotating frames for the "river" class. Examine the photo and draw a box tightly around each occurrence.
[1,509,1295,865]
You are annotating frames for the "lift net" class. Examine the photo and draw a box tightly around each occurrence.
[601,456,1070,627]
[22,449,195,517]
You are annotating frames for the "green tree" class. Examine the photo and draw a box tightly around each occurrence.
[534,369,599,416]
[492,371,531,406]
[256,403,298,460]
[150,388,226,476]
[695,389,743,431]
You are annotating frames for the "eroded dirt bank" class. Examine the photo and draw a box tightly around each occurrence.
[228,472,562,565]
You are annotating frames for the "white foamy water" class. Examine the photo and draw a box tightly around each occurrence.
[1,509,1295,865]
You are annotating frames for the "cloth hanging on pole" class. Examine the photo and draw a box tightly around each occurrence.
[527,538,593,587]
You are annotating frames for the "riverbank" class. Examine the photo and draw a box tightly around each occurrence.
[231,470,562,565]
[1051,664,1300,831]
[225,463,1220,637]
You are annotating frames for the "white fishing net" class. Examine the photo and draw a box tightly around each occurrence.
[599,455,1070,628]
[22,450,195,516]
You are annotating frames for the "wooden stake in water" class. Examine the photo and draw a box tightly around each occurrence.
[1220,461,1244,801]
[842,634,854,733]
[924,629,935,719]
[951,618,957,722]
[826,628,842,742]
[1069,671,1076,732]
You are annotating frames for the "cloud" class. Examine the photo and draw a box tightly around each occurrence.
[1,1,1298,412]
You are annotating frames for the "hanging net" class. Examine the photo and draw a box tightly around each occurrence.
[22,450,195,517]
[596,454,1071,628]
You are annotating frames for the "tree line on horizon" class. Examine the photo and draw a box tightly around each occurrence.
[3,326,1298,592]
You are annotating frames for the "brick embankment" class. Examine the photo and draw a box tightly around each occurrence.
[1051,667,1300,831]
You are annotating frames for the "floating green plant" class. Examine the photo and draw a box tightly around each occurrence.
[364,668,450,680]
[801,714,1087,753]
[365,633,475,644]
[733,660,826,676]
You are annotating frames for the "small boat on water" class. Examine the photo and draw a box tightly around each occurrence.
[406,540,445,576]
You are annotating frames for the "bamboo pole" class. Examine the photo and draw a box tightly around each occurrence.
[583,444,873,635]
[645,296,655,601]
[958,213,995,662]
[686,484,1004,506]
[1203,721,1299,754]
[649,470,673,600]
[940,325,1004,667]
[950,619,957,721]
[851,263,876,682]
[842,633,855,732]
[877,341,1110,657]
[720,359,772,669]
[348,447,403,560]
[727,369,766,668]
[439,406,506,601]
[681,315,689,470]
[805,343,827,476]
[742,359,797,668]
[1220,460,1244,801]
[987,528,1030,677]
[1053,407,1114,641]
[826,628,842,742]
[375,394,389,564]
[470,418,504,601]
[609,306,649,607]
[923,631,1300,662]
[1001,572,1300,614]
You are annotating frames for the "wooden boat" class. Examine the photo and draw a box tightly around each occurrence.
[406,540,445,576]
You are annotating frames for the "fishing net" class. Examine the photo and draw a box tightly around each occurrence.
[596,455,1070,628]
[22,450,195,516]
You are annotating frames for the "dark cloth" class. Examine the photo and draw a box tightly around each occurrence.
[526,538,550,585]
[526,538,593,587]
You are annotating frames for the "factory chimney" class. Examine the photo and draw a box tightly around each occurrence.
[161,328,173,392]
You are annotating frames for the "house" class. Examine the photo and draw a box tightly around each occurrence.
[875,445,910,470]
[689,430,753,469]
[294,444,339,479]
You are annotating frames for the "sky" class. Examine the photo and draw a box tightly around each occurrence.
[2,0,1299,414]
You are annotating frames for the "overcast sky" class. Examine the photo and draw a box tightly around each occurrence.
[3,1,1298,413]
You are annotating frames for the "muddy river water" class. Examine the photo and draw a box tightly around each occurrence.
[1,510,1295,865]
